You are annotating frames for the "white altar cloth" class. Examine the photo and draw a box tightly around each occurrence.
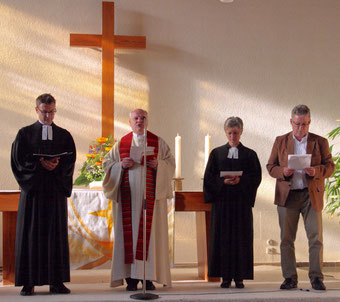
[68,189,174,270]
[68,189,113,270]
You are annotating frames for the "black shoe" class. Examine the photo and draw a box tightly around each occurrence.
[50,283,71,294]
[235,280,244,288]
[146,280,156,291]
[311,278,326,291]
[20,286,34,296]
[141,280,156,290]
[126,278,138,291]
[126,283,138,291]
[280,278,297,290]
[220,279,231,288]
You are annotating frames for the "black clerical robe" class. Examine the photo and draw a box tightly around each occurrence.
[204,143,261,280]
[11,121,76,286]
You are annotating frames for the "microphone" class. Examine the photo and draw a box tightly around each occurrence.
[141,116,146,120]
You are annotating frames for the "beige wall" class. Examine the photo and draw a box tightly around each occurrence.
[1,0,339,265]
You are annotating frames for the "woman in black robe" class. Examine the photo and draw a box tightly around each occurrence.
[204,116,261,289]
[11,94,76,296]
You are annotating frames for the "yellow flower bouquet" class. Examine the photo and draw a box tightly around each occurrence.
[74,135,115,186]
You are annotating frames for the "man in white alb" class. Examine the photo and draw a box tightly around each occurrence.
[102,109,175,291]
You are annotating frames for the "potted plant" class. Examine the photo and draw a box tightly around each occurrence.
[324,120,340,217]
[74,135,114,187]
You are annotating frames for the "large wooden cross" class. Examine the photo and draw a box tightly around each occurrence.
[70,1,146,137]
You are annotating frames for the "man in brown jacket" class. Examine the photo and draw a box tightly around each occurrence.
[267,104,334,291]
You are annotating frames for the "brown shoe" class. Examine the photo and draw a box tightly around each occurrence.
[280,278,297,290]
[311,278,326,291]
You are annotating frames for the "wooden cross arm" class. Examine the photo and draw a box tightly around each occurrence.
[70,34,146,49]
[115,35,146,49]
[70,34,102,47]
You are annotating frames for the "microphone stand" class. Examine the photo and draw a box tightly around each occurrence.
[131,121,159,301]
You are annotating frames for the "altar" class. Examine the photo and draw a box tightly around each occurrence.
[1,190,213,285]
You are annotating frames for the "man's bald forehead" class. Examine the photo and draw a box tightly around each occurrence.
[130,109,148,119]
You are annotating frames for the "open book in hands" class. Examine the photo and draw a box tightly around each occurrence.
[33,152,73,158]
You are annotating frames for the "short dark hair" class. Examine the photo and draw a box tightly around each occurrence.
[36,93,56,107]
[291,104,310,118]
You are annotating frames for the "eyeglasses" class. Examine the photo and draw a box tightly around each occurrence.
[292,120,310,128]
[37,108,57,115]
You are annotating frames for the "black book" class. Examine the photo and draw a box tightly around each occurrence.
[32,152,73,158]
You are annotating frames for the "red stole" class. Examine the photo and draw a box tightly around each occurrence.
[119,131,159,264]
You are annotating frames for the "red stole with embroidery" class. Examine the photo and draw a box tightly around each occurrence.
[119,131,159,264]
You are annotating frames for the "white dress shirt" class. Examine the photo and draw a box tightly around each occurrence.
[290,134,308,190]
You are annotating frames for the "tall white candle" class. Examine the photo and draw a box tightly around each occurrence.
[175,134,181,178]
[205,134,211,167]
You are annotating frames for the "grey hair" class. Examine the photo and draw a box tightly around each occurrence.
[291,104,311,118]
[224,116,243,131]
[129,109,148,119]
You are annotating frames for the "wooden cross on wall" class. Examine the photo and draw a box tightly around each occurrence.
[70,1,146,137]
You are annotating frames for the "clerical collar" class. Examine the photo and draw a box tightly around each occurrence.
[38,120,53,140]
[227,146,238,159]
[133,132,145,138]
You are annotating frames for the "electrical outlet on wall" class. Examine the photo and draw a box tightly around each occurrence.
[266,247,277,255]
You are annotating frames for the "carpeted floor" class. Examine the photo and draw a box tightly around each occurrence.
[1,265,340,301]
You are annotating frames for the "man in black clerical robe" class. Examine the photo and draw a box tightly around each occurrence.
[11,93,76,296]
[204,117,261,288]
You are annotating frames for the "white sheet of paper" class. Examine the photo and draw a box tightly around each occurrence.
[130,146,155,163]
[288,154,312,170]
[220,171,243,177]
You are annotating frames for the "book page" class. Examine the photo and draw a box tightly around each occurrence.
[220,171,243,177]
